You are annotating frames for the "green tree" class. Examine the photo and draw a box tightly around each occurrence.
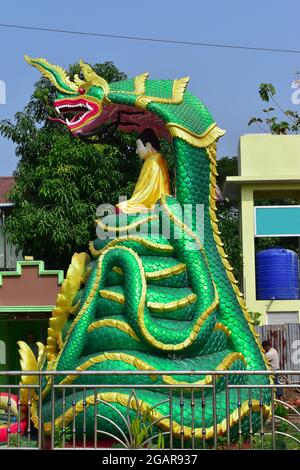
[0,62,142,271]
[216,156,242,283]
[218,200,243,284]
[248,81,300,134]
[217,156,238,191]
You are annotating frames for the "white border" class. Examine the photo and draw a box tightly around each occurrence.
[254,205,300,237]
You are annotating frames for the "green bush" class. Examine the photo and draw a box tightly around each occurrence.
[275,404,289,418]
[54,425,72,448]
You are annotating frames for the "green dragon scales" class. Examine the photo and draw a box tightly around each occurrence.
[18,56,272,444]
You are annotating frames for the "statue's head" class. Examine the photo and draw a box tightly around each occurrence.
[136,128,160,160]
[25,56,110,136]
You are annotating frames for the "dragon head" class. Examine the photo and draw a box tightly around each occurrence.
[26,55,225,148]
[25,55,110,136]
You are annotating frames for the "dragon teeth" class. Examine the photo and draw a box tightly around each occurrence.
[56,101,92,126]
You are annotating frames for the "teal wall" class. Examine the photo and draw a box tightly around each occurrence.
[255,206,300,237]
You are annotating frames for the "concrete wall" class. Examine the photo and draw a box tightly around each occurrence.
[239,134,300,177]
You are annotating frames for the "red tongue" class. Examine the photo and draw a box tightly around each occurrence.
[48,116,67,125]
[71,111,85,123]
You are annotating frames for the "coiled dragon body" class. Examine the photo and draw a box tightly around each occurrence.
[17,57,271,444]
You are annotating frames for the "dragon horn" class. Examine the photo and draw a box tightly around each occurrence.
[79,60,110,96]
[25,55,77,94]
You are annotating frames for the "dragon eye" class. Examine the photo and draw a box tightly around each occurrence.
[78,87,85,95]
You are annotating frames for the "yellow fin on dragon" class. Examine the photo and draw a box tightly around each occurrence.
[14,56,272,445]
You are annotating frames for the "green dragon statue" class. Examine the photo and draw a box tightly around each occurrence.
[17,56,271,445]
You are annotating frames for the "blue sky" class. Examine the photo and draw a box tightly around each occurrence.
[0,0,299,175]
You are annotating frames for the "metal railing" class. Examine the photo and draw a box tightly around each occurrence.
[0,370,299,450]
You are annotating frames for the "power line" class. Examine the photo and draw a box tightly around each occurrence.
[0,23,300,54]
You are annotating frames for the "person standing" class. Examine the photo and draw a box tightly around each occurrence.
[262,339,283,400]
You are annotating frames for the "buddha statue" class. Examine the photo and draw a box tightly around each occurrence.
[116,128,170,214]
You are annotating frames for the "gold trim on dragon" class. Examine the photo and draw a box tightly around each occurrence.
[57,351,246,387]
[98,289,197,312]
[112,262,187,281]
[214,322,231,337]
[89,235,174,258]
[37,393,271,440]
[99,289,125,304]
[95,214,158,233]
[88,319,140,341]
[134,250,219,351]
[148,293,197,312]
[166,122,225,148]
[135,77,189,109]
[46,252,90,361]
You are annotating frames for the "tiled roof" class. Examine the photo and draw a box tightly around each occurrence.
[0,177,15,203]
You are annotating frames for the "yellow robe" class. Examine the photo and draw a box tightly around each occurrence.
[116,152,170,214]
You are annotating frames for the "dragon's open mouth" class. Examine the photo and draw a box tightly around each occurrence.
[50,100,171,141]
[51,98,100,130]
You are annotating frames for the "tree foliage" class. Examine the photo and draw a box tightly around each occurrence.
[218,200,243,284]
[216,156,242,283]
[216,156,238,191]
[248,82,300,134]
[0,62,143,271]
